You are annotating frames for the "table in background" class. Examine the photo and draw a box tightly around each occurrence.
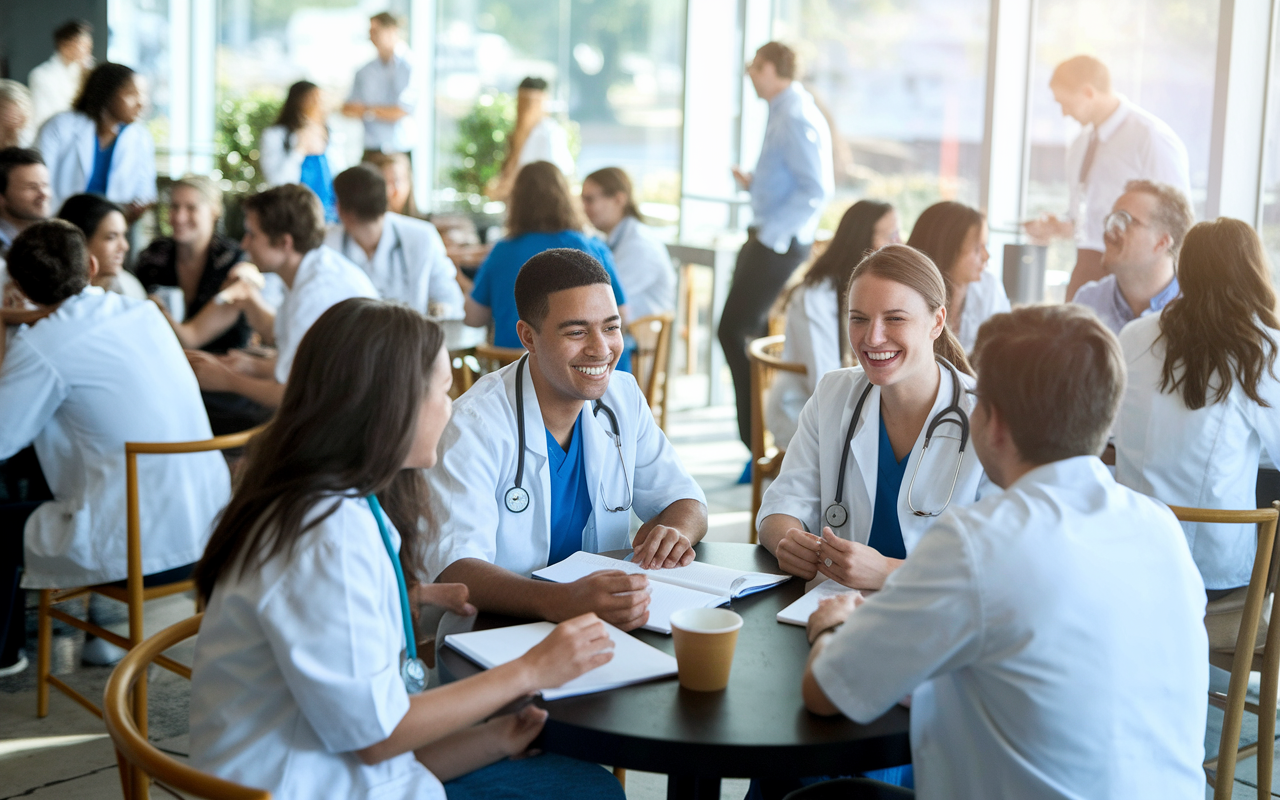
[437,542,911,800]
[431,318,488,396]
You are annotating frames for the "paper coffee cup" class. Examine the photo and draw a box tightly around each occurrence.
[669,608,743,692]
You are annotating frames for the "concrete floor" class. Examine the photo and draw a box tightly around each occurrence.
[0,394,1266,798]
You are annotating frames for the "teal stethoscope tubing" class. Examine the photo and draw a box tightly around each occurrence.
[366,494,421,678]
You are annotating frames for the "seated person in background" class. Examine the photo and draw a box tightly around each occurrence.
[186,184,376,409]
[191,297,624,800]
[581,167,675,322]
[463,162,629,359]
[135,175,256,352]
[57,194,145,299]
[363,150,417,216]
[0,148,51,259]
[766,200,898,450]
[260,81,345,223]
[38,63,156,221]
[758,245,987,591]
[424,249,707,631]
[1114,218,1280,609]
[0,81,33,149]
[0,220,231,675]
[327,165,464,317]
[906,201,1009,353]
[801,304,1208,799]
[1073,179,1192,334]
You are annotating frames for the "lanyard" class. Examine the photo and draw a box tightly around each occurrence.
[366,495,427,693]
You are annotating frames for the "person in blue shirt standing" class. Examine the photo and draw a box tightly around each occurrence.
[342,12,417,162]
[721,41,834,466]
[463,160,631,370]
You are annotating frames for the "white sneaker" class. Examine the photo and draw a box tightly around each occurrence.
[0,652,28,677]
[81,637,126,666]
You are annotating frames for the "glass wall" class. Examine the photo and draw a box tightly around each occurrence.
[431,0,685,223]
[771,0,991,231]
[1259,41,1280,284]
[108,0,171,170]
[1025,0,1220,296]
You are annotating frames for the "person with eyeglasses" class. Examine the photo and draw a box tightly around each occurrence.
[422,249,707,632]
[1072,180,1193,335]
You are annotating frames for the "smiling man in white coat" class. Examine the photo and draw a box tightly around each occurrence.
[798,304,1207,799]
[424,248,707,631]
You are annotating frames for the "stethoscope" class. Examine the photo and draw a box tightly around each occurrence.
[504,354,633,515]
[366,494,427,694]
[824,357,970,529]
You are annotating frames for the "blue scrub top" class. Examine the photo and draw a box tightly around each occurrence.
[867,416,908,560]
[299,154,338,223]
[545,412,592,566]
[86,128,122,195]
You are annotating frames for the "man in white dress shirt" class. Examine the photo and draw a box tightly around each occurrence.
[0,149,51,256]
[27,20,94,131]
[341,12,416,160]
[327,165,464,316]
[799,304,1207,799]
[186,184,376,408]
[1024,55,1191,301]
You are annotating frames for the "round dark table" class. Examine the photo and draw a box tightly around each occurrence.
[437,542,911,799]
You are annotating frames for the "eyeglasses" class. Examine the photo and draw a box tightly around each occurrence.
[1103,210,1149,238]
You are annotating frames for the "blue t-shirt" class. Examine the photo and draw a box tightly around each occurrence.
[546,412,592,566]
[867,415,908,560]
[471,230,629,350]
[299,154,338,223]
[86,128,122,195]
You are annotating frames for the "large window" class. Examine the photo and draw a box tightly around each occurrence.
[431,0,686,221]
[1259,38,1280,284]
[1025,0,1220,297]
[772,0,991,231]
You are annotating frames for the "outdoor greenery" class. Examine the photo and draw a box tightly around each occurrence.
[212,90,284,237]
[445,91,516,209]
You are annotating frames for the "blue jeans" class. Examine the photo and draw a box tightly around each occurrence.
[444,753,624,800]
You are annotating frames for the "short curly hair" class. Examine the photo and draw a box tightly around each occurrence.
[73,63,135,121]
[514,248,612,331]
[7,219,90,305]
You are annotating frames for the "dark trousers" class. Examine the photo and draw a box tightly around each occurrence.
[718,232,810,447]
[0,447,52,665]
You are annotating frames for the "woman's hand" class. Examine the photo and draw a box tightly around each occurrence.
[297,122,327,155]
[409,582,476,621]
[775,527,822,580]
[815,527,900,590]
[806,592,862,644]
[489,703,549,759]
[519,613,614,689]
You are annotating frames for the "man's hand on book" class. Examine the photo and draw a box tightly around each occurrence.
[561,572,651,631]
[631,525,695,570]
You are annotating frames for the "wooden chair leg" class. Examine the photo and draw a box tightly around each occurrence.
[115,747,134,800]
[613,766,626,788]
[36,590,51,717]
[1257,636,1280,796]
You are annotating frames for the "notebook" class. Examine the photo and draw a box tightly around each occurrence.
[443,621,677,700]
[776,579,862,627]
[533,551,790,634]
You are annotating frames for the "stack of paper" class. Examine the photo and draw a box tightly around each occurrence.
[444,621,677,700]
[533,551,790,634]
[776,579,862,626]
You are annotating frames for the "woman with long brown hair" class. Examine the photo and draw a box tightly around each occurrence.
[581,166,675,321]
[907,201,1010,352]
[260,80,345,222]
[758,243,987,592]
[1114,218,1280,598]
[189,297,625,799]
[766,200,899,449]
[462,161,628,352]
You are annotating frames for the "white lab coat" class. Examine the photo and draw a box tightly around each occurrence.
[423,360,706,581]
[956,270,1010,353]
[191,497,444,800]
[605,216,676,322]
[37,111,158,212]
[517,117,575,178]
[259,124,347,187]
[0,288,229,587]
[812,456,1208,800]
[758,362,989,551]
[326,213,464,317]
[273,246,378,384]
[28,53,90,130]
[766,281,842,450]
[1115,313,1280,589]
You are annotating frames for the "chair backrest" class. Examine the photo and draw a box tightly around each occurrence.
[746,335,806,461]
[628,313,675,427]
[104,614,272,800]
[1169,504,1280,598]
[474,343,525,368]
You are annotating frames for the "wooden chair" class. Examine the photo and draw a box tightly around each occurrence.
[747,336,806,544]
[104,613,271,800]
[37,426,263,721]
[1170,503,1280,799]
[628,313,675,431]
[462,343,525,386]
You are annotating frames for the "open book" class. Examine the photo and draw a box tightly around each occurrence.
[443,621,677,700]
[533,551,790,634]
[776,579,862,626]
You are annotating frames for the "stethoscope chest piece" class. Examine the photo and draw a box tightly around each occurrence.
[824,503,848,529]
[505,486,530,513]
[401,655,427,695]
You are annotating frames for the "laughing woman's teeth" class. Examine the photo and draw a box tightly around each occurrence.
[866,351,898,361]
[576,365,608,375]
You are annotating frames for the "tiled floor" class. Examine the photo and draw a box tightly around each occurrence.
[0,398,1263,798]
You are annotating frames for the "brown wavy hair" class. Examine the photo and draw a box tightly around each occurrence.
[1157,218,1279,410]
[847,244,973,376]
[194,298,444,602]
[905,201,984,311]
[506,161,582,238]
[583,167,643,223]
